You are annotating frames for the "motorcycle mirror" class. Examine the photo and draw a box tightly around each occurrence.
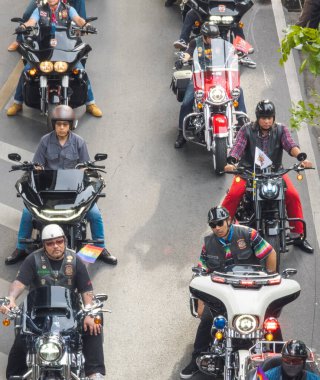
[8,153,21,162]
[94,294,108,302]
[281,268,297,278]
[11,17,24,23]
[297,152,307,161]
[85,17,98,23]
[94,153,108,161]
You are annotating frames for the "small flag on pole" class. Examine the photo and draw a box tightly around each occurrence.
[254,147,273,169]
[255,366,268,380]
[77,245,104,263]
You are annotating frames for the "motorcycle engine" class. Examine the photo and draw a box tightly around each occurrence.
[196,353,224,376]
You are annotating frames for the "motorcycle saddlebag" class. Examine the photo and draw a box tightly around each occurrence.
[171,70,192,102]
[69,75,88,108]
[23,79,41,109]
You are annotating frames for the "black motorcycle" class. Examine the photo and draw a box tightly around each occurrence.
[226,153,312,271]
[11,17,97,128]
[8,152,107,252]
[0,286,109,380]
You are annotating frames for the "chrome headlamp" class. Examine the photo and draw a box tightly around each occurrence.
[231,88,241,99]
[208,86,226,104]
[195,90,204,101]
[54,61,68,73]
[209,15,234,25]
[38,335,63,362]
[31,207,85,222]
[234,314,258,334]
[260,181,280,200]
[40,61,53,73]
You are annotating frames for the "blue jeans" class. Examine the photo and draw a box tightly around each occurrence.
[14,63,94,105]
[17,204,105,250]
[178,81,246,131]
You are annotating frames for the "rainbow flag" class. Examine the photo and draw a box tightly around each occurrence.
[77,245,103,263]
[256,366,268,380]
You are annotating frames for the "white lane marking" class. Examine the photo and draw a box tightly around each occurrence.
[271,1,320,247]
[0,203,21,232]
[0,141,33,163]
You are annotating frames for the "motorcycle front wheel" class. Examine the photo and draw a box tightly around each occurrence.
[213,137,227,175]
[265,235,281,273]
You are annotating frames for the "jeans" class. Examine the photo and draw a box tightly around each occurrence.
[6,327,105,379]
[14,63,95,105]
[178,82,246,131]
[17,203,105,250]
[179,9,246,42]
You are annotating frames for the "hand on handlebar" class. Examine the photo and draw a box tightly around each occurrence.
[83,315,101,335]
[224,164,236,172]
[15,25,26,34]
[84,24,97,34]
[0,297,16,315]
[300,159,313,169]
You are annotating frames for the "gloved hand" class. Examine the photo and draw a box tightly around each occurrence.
[85,25,97,34]
[175,60,184,70]
[15,25,26,34]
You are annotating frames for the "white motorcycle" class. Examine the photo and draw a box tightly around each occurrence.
[189,264,301,380]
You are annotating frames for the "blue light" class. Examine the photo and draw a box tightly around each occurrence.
[213,316,226,330]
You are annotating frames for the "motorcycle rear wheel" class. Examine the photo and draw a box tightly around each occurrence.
[213,137,227,175]
[265,235,281,273]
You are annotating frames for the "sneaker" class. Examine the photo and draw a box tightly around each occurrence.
[86,104,103,117]
[7,41,20,52]
[180,359,199,379]
[7,103,23,116]
[239,56,256,69]
[173,39,188,51]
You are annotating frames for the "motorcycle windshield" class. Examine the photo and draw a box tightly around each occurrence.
[26,28,81,63]
[22,286,79,334]
[209,0,253,18]
[19,169,103,209]
[193,38,239,95]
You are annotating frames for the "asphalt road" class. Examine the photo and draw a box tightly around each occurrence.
[0,0,319,379]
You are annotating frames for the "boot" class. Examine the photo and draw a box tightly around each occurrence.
[7,103,23,116]
[174,131,186,149]
[98,248,118,265]
[86,104,103,117]
[7,41,20,52]
[5,248,27,265]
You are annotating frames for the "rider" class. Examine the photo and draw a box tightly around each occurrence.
[222,99,314,253]
[7,0,103,118]
[1,224,106,380]
[180,206,277,379]
[5,105,117,266]
[174,21,248,148]
[265,340,320,380]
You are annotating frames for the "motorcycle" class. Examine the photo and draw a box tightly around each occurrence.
[189,264,301,379]
[11,17,97,128]
[225,153,312,271]
[8,152,107,252]
[0,286,109,380]
[172,37,248,174]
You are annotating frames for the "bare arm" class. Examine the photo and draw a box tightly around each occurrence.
[23,18,37,28]
[266,250,277,273]
[290,146,313,168]
[0,281,26,314]
[81,290,94,307]
[72,15,87,27]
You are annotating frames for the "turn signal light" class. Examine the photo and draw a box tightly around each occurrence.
[215,331,223,340]
[94,315,102,325]
[265,333,273,341]
[297,173,303,181]
[263,317,279,332]
[235,176,241,183]
[3,319,10,327]
[197,103,203,109]
[28,68,37,76]
[73,68,80,75]
[239,22,244,28]
[195,21,200,27]
[233,100,239,107]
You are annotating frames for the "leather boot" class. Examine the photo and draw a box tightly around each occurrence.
[5,249,27,265]
[174,131,186,149]
[98,248,118,265]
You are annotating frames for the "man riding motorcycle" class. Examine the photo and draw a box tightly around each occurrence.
[180,206,277,379]
[265,340,320,380]
[174,21,247,148]
[5,105,117,266]
[7,0,103,117]
[222,99,314,253]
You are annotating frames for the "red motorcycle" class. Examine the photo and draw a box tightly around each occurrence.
[182,37,250,174]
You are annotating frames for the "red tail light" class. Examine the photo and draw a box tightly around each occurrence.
[263,317,280,332]
[212,276,226,284]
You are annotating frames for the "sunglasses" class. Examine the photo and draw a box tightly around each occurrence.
[282,356,304,365]
[209,220,225,229]
[45,238,65,247]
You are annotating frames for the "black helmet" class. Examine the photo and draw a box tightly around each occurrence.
[255,100,276,120]
[51,105,76,130]
[201,22,220,39]
[282,340,308,360]
[208,206,229,225]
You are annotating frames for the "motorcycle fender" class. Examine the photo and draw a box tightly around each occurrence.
[212,114,228,137]
[238,349,250,380]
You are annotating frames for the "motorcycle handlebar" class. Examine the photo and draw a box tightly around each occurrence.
[224,164,313,178]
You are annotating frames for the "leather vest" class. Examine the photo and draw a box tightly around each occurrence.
[38,2,70,29]
[32,248,77,290]
[238,122,284,171]
[204,225,260,271]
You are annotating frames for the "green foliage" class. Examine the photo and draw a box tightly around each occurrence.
[280,26,320,129]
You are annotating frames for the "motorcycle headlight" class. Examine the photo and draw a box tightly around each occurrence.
[213,315,227,330]
[260,181,280,200]
[195,90,204,101]
[231,88,241,99]
[209,15,222,23]
[234,315,258,334]
[221,16,234,25]
[208,86,226,104]
[40,61,54,73]
[54,61,68,73]
[31,207,85,222]
[38,336,63,362]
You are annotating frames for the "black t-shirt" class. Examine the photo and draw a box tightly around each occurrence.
[16,253,93,294]
[185,38,211,57]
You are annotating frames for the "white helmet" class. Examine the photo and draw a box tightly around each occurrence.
[41,224,65,241]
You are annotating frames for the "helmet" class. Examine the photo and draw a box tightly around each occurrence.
[281,340,308,378]
[201,22,220,39]
[255,100,276,120]
[51,105,76,130]
[41,224,65,241]
[282,340,308,360]
[208,206,230,224]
